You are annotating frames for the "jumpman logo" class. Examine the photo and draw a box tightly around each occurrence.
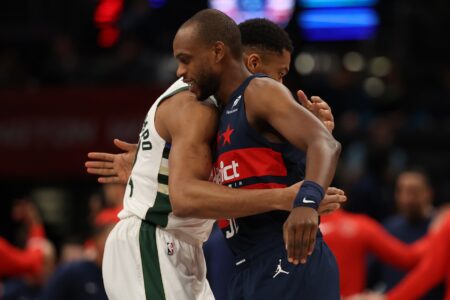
[273,259,290,278]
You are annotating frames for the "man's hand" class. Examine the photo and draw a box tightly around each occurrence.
[85,139,137,184]
[297,90,334,133]
[283,206,318,265]
[318,187,346,215]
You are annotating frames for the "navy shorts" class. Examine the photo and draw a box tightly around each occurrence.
[228,237,340,300]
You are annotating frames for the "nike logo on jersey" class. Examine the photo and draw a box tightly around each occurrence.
[302,197,316,204]
[232,95,241,108]
[226,95,241,114]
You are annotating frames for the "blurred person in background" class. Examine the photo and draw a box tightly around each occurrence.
[101,183,125,211]
[338,115,407,220]
[369,167,444,299]
[85,183,124,260]
[320,204,428,298]
[0,199,56,300]
[349,209,450,300]
[40,208,119,300]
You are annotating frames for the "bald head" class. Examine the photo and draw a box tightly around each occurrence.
[181,9,242,60]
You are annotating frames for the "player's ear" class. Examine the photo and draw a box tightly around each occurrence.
[213,41,225,63]
[246,53,262,73]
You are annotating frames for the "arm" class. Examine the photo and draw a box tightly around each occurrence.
[363,217,422,270]
[246,79,340,194]
[245,78,341,264]
[0,237,43,277]
[160,91,297,219]
[297,91,345,215]
[350,218,450,300]
[386,221,449,300]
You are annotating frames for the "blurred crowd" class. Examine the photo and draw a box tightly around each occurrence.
[0,184,124,300]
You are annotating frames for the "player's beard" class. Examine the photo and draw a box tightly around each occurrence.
[195,70,220,101]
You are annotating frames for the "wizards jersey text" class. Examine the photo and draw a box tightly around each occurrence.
[212,74,306,256]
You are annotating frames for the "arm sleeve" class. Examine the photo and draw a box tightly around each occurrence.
[0,237,43,277]
[386,220,449,300]
[363,217,422,270]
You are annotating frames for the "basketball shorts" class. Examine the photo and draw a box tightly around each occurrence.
[228,236,340,300]
[103,215,215,300]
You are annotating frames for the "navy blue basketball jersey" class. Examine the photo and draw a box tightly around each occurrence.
[212,74,306,256]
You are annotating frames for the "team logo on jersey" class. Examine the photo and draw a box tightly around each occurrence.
[226,95,241,114]
[221,124,234,146]
[167,242,175,256]
[273,259,290,278]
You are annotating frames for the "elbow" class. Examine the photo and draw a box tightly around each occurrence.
[326,136,341,160]
[333,139,342,158]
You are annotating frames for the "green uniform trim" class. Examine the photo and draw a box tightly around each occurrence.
[157,173,169,185]
[139,221,166,300]
[145,192,172,228]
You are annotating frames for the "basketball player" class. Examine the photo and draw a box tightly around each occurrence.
[173,9,341,299]
[206,18,338,300]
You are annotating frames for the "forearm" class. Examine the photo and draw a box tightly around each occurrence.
[372,234,419,270]
[387,257,443,300]
[304,138,341,189]
[386,233,448,300]
[171,180,290,219]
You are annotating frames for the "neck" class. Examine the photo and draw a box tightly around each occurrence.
[214,60,251,106]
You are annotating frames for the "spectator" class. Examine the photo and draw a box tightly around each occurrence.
[369,168,444,299]
[40,208,118,300]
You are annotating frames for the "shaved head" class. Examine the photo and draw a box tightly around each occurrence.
[181,9,242,60]
[173,9,244,100]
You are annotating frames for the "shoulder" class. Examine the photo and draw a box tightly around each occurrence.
[158,91,218,141]
[246,77,291,98]
[160,91,218,121]
[244,77,296,116]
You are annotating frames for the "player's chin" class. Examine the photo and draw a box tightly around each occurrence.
[195,90,209,101]
[189,84,202,100]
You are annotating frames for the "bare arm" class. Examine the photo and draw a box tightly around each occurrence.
[159,91,296,219]
[246,79,340,188]
[246,78,341,264]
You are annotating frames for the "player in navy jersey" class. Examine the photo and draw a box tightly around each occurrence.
[204,18,337,300]
[173,9,341,300]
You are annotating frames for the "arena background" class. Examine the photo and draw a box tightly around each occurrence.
[0,0,449,283]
